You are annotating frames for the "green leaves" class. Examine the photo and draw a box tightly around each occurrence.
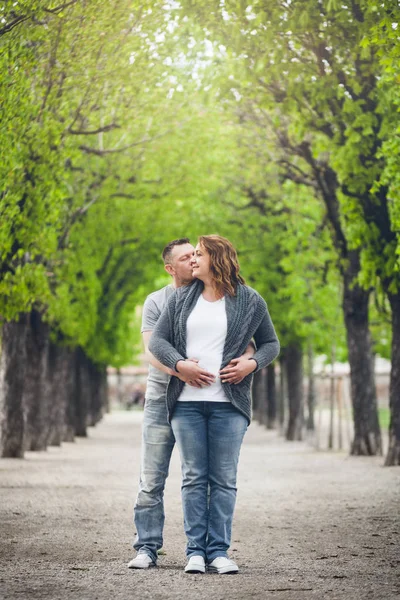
[1,0,397,368]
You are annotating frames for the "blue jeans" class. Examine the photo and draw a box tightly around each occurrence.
[171,401,248,562]
[133,396,175,562]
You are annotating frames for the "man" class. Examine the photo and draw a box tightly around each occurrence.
[128,238,255,569]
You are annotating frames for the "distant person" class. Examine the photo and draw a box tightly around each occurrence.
[129,238,255,569]
[149,235,279,574]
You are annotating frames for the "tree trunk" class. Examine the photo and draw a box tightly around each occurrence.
[343,254,381,455]
[266,363,277,429]
[88,360,107,427]
[306,344,315,431]
[0,320,27,457]
[23,311,50,452]
[0,319,107,456]
[278,357,286,433]
[260,368,269,426]
[61,346,78,442]
[286,343,304,441]
[328,345,336,450]
[69,348,108,438]
[252,369,265,424]
[98,365,108,420]
[74,348,89,437]
[46,342,71,446]
[116,367,124,407]
[385,292,400,466]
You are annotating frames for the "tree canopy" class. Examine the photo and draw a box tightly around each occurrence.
[0,0,397,368]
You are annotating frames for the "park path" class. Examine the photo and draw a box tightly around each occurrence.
[1,410,399,600]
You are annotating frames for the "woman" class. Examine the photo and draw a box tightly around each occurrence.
[149,235,279,575]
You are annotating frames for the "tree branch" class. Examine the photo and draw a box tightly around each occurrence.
[278,159,318,189]
[79,138,152,156]
[38,17,63,121]
[69,123,121,135]
[110,193,136,200]
[0,15,29,36]
[78,123,178,156]
[43,1,78,15]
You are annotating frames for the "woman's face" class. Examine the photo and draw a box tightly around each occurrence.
[191,243,211,281]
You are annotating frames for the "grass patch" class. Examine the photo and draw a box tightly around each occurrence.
[379,407,390,430]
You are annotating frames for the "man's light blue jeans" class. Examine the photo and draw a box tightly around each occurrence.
[171,401,248,563]
[133,396,175,563]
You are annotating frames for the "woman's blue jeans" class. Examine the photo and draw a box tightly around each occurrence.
[171,401,248,563]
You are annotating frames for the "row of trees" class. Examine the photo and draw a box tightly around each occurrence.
[176,0,399,463]
[0,0,192,455]
[0,1,399,464]
[0,0,240,456]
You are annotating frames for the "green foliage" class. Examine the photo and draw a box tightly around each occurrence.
[177,0,399,351]
[0,1,248,365]
[1,0,394,368]
[1,0,197,361]
[364,2,400,283]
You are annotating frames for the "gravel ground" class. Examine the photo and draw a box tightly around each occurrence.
[1,410,399,600]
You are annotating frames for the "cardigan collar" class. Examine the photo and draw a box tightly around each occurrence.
[176,279,251,363]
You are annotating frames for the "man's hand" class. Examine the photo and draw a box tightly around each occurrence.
[176,359,216,387]
[219,357,257,384]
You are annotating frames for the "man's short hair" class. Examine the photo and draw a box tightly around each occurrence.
[162,238,191,264]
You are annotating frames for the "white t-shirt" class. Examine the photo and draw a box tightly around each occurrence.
[178,294,229,402]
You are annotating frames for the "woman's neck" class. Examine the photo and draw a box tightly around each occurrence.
[202,280,223,302]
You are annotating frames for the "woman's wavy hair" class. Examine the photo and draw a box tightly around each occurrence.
[198,235,245,297]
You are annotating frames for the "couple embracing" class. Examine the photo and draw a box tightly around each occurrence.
[129,235,279,574]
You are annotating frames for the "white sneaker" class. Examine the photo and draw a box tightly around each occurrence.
[208,557,239,574]
[128,553,156,569]
[184,555,206,574]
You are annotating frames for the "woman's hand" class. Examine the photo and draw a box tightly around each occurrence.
[219,357,257,384]
[173,359,201,388]
[176,359,216,387]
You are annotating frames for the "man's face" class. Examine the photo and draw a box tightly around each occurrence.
[166,243,195,286]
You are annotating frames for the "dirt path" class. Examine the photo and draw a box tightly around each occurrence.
[1,410,399,600]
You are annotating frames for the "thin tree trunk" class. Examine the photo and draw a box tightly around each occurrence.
[116,367,124,407]
[266,363,277,429]
[306,344,315,431]
[88,360,107,427]
[74,348,89,437]
[286,343,304,441]
[260,368,268,426]
[252,369,264,424]
[278,357,286,433]
[63,347,77,442]
[385,292,400,466]
[23,311,50,452]
[343,256,381,455]
[328,346,336,450]
[46,342,69,446]
[103,368,110,414]
[99,367,109,416]
[0,320,27,457]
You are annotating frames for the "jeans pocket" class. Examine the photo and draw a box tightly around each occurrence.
[145,395,167,406]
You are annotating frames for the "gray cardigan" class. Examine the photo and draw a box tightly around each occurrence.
[148,279,280,423]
